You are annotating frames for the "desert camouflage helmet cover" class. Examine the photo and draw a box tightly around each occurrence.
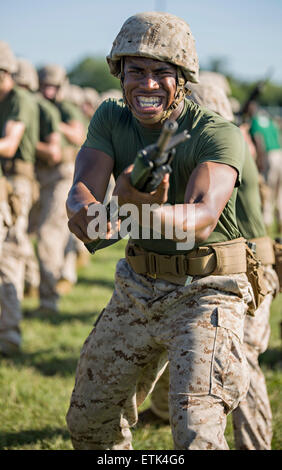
[0,41,17,74]
[107,12,199,83]
[199,71,231,96]
[14,58,39,92]
[189,82,234,122]
[84,87,101,106]
[63,83,85,106]
[38,64,66,87]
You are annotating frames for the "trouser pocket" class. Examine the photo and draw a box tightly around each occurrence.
[210,307,250,412]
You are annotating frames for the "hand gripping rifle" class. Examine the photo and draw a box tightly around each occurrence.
[85,120,190,254]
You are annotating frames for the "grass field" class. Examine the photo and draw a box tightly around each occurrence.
[0,238,281,450]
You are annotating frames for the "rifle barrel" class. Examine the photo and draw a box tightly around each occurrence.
[156,120,178,154]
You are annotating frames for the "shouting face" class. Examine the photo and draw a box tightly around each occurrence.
[123,56,180,127]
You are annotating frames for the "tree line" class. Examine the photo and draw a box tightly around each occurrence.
[67,56,282,108]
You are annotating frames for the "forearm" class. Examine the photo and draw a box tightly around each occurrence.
[36,141,61,163]
[149,202,216,243]
[59,122,85,146]
[0,137,16,158]
[0,121,25,158]
[66,181,98,219]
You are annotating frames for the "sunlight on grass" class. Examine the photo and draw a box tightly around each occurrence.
[0,238,281,450]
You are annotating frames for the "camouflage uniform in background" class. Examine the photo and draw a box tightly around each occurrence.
[37,64,85,309]
[14,58,41,295]
[59,82,91,275]
[149,78,279,450]
[0,174,12,258]
[0,42,39,353]
[66,13,255,450]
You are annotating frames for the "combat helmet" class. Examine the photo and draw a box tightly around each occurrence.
[63,83,85,106]
[0,41,17,74]
[83,87,101,107]
[38,64,67,87]
[199,71,231,96]
[107,12,199,123]
[14,58,39,92]
[189,82,234,122]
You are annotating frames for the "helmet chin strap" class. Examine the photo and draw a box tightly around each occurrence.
[120,62,190,125]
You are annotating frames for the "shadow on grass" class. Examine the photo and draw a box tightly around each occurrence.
[22,309,98,326]
[4,348,80,377]
[0,427,70,449]
[77,276,114,290]
[260,348,282,369]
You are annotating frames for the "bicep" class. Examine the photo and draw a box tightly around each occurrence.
[4,120,25,148]
[184,161,238,219]
[73,147,114,202]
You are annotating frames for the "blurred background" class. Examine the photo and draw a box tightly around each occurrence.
[1,0,282,111]
[0,0,281,451]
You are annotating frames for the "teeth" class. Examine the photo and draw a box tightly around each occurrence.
[138,96,161,108]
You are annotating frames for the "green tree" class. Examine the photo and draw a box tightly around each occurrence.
[68,57,121,93]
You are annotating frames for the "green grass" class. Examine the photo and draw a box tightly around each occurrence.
[0,238,281,450]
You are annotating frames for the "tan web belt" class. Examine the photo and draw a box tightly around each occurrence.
[126,237,247,278]
[1,159,34,181]
[249,236,275,266]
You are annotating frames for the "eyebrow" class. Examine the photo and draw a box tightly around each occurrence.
[126,64,175,72]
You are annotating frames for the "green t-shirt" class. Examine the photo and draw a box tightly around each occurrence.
[84,98,246,255]
[36,94,60,143]
[0,86,39,164]
[236,148,266,240]
[249,113,281,152]
[55,100,85,149]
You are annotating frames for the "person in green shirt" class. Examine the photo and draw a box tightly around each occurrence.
[65,12,255,450]
[16,60,82,314]
[57,82,92,272]
[146,78,279,450]
[38,65,86,297]
[0,42,39,356]
[14,57,73,308]
[248,101,282,232]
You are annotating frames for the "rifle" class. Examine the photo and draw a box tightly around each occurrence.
[236,68,273,124]
[85,120,190,254]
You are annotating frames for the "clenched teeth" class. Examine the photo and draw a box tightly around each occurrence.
[137,96,162,108]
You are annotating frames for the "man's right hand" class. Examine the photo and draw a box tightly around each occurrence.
[48,144,62,166]
[68,203,114,244]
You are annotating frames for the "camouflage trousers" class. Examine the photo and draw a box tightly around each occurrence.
[150,265,279,450]
[232,265,279,450]
[36,163,77,310]
[0,176,33,347]
[262,149,282,227]
[0,200,12,258]
[66,258,253,450]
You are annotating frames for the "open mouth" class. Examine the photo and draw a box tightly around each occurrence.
[135,95,163,112]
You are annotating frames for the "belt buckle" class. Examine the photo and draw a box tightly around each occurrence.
[147,272,157,279]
